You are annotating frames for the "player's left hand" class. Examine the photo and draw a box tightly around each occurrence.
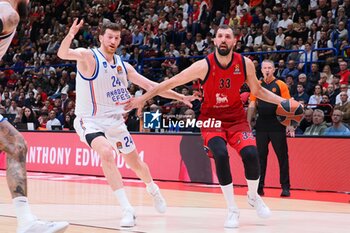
[286,125,295,137]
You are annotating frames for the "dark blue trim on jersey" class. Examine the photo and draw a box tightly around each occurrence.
[0,117,8,123]
[201,57,211,85]
[77,49,99,81]
[241,54,247,81]
[121,60,128,75]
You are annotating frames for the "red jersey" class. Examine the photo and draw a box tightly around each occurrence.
[199,52,247,123]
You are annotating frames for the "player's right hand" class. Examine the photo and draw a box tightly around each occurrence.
[69,18,84,36]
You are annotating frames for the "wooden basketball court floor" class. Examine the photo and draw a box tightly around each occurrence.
[0,171,349,233]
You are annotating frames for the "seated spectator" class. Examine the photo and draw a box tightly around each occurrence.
[334,91,350,126]
[63,114,75,130]
[322,65,334,84]
[337,61,350,84]
[308,84,323,108]
[316,94,333,123]
[281,59,299,81]
[296,108,313,134]
[293,83,310,103]
[21,107,40,130]
[304,109,327,136]
[323,110,350,136]
[335,84,350,104]
[46,110,62,130]
[38,111,49,130]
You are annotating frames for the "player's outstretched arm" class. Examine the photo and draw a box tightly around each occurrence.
[245,57,285,105]
[124,59,208,111]
[57,18,86,61]
[125,62,199,107]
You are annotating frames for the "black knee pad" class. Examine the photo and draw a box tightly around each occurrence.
[240,146,260,180]
[208,137,232,185]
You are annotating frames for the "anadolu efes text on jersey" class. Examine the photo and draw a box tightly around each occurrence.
[75,48,131,117]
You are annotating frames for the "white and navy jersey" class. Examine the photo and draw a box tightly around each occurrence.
[0,2,16,60]
[75,48,131,117]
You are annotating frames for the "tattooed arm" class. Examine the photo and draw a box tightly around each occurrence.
[0,121,28,197]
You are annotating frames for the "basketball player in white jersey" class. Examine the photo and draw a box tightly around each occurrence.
[57,19,197,227]
[0,1,69,233]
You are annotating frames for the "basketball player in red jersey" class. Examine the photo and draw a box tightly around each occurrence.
[125,25,297,228]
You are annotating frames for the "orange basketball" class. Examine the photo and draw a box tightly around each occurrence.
[276,99,304,127]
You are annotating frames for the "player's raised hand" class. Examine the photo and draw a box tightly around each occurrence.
[69,18,84,36]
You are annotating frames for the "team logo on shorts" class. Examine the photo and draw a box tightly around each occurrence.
[272,87,277,93]
[117,66,123,74]
[144,110,162,129]
[116,142,123,149]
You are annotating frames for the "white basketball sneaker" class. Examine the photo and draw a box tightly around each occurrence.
[224,207,240,228]
[147,185,167,213]
[18,220,69,233]
[120,207,136,227]
[247,192,271,218]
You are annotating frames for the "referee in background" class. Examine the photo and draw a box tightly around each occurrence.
[247,60,294,197]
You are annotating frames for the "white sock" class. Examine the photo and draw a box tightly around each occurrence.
[114,188,132,210]
[13,196,37,228]
[220,183,237,209]
[146,181,159,195]
[246,178,259,199]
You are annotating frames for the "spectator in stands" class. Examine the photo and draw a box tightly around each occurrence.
[285,75,296,96]
[120,47,131,61]
[274,59,286,80]
[286,45,300,64]
[334,91,350,126]
[239,9,252,27]
[323,110,350,136]
[335,84,350,104]
[21,107,39,130]
[322,65,334,84]
[304,109,327,136]
[317,94,333,123]
[278,12,293,31]
[24,91,36,108]
[237,0,250,18]
[294,82,310,104]
[296,108,314,134]
[313,10,326,29]
[299,43,318,72]
[281,59,299,81]
[337,61,350,84]
[343,0,350,17]
[308,84,323,108]
[46,110,61,130]
[63,113,75,130]
[7,100,22,117]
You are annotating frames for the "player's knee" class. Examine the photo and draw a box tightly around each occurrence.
[99,147,115,164]
[208,137,232,185]
[208,137,228,158]
[240,146,260,180]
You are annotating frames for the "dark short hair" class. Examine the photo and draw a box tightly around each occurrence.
[217,24,234,34]
[100,21,121,35]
